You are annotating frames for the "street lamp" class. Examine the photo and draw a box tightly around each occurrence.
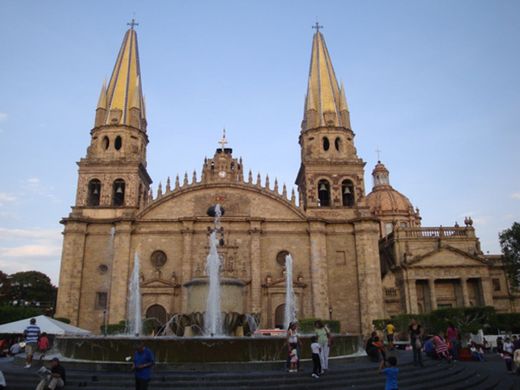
[328,305,333,320]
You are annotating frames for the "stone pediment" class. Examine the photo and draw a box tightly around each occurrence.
[141,278,176,288]
[406,246,488,268]
[137,183,306,221]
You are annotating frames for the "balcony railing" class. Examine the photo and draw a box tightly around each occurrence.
[392,226,472,239]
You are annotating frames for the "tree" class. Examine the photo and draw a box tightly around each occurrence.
[2,271,57,310]
[499,222,520,290]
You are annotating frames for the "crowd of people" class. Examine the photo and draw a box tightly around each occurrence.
[2,316,520,389]
[364,318,520,389]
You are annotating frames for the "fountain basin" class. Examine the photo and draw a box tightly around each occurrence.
[54,335,360,363]
[184,277,245,314]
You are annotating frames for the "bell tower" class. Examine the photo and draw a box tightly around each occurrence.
[75,21,152,214]
[295,26,367,216]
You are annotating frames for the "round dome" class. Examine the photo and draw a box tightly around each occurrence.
[366,186,414,214]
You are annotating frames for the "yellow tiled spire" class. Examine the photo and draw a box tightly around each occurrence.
[97,25,146,130]
[303,30,350,131]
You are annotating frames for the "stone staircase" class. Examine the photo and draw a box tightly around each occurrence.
[2,359,516,390]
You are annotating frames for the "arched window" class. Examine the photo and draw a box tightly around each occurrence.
[341,179,355,207]
[334,137,342,152]
[317,179,331,207]
[276,250,291,267]
[102,136,109,150]
[87,179,101,206]
[274,304,285,329]
[112,179,125,206]
[322,137,330,151]
[114,136,122,150]
[145,304,167,325]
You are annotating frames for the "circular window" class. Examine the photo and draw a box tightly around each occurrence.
[276,250,291,266]
[98,264,109,274]
[151,250,167,268]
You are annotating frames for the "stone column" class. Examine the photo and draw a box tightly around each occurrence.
[249,221,262,313]
[428,278,437,311]
[180,221,194,313]
[55,221,87,326]
[353,220,384,334]
[460,277,470,307]
[108,221,133,325]
[308,221,330,319]
[407,279,419,314]
[479,277,495,306]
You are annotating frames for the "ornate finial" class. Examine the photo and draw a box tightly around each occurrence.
[376,147,382,162]
[282,184,287,198]
[175,175,180,189]
[218,128,228,151]
[248,170,253,183]
[157,182,163,197]
[127,18,139,30]
[183,172,188,186]
[192,170,197,183]
[166,177,171,192]
[291,188,296,205]
[312,20,323,33]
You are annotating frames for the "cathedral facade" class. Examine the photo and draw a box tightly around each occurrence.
[56,26,519,335]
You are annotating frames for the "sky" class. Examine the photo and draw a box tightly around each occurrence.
[0,0,519,285]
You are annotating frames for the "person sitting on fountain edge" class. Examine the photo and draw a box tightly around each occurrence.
[132,341,155,390]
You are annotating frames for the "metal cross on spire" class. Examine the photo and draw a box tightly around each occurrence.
[312,21,323,33]
[218,128,228,151]
[376,148,382,162]
[127,18,139,29]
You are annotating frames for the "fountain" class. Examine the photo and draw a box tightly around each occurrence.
[204,204,223,336]
[283,254,296,329]
[127,252,142,336]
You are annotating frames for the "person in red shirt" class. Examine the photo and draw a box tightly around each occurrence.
[446,323,459,360]
[38,332,50,361]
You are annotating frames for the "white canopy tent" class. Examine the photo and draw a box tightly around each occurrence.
[0,315,91,335]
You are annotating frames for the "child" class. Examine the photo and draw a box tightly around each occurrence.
[379,356,399,390]
[289,348,298,373]
[310,336,321,379]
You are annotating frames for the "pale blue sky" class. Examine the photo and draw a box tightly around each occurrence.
[0,0,519,284]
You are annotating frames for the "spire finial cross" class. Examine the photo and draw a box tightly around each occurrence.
[127,18,139,30]
[376,148,382,162]
[312,21,323,33]
[219,128,228,151]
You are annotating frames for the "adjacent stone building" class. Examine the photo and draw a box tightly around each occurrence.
[55,25,519,335]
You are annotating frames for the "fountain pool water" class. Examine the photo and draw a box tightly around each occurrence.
[284,254,296,329]
[204,204,223,336]
[127,252,142,336]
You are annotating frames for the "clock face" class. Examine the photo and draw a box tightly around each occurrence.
[218,171,226,178]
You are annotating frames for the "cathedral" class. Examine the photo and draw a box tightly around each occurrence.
[55,24,519,335]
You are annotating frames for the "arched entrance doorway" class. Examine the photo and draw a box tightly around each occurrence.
[145,304,167,325]
[274,304,285,329]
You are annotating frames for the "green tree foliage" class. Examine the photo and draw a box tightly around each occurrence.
[0,306,44,325]
[499,222,520,289]
[0,270,57,309]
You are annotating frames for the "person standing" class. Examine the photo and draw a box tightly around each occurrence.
[132,342,155,390]
[386,321,396,350]
[503,337,514,373]
[379,356,399,390]
[24,318,40,368]
[286,322,301,371]
[409,319,424,367]
[310,336,321,379]
[314,320,331,373]
[446,323,459,360]
[38,332,50,361]
[35,357,66,390]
